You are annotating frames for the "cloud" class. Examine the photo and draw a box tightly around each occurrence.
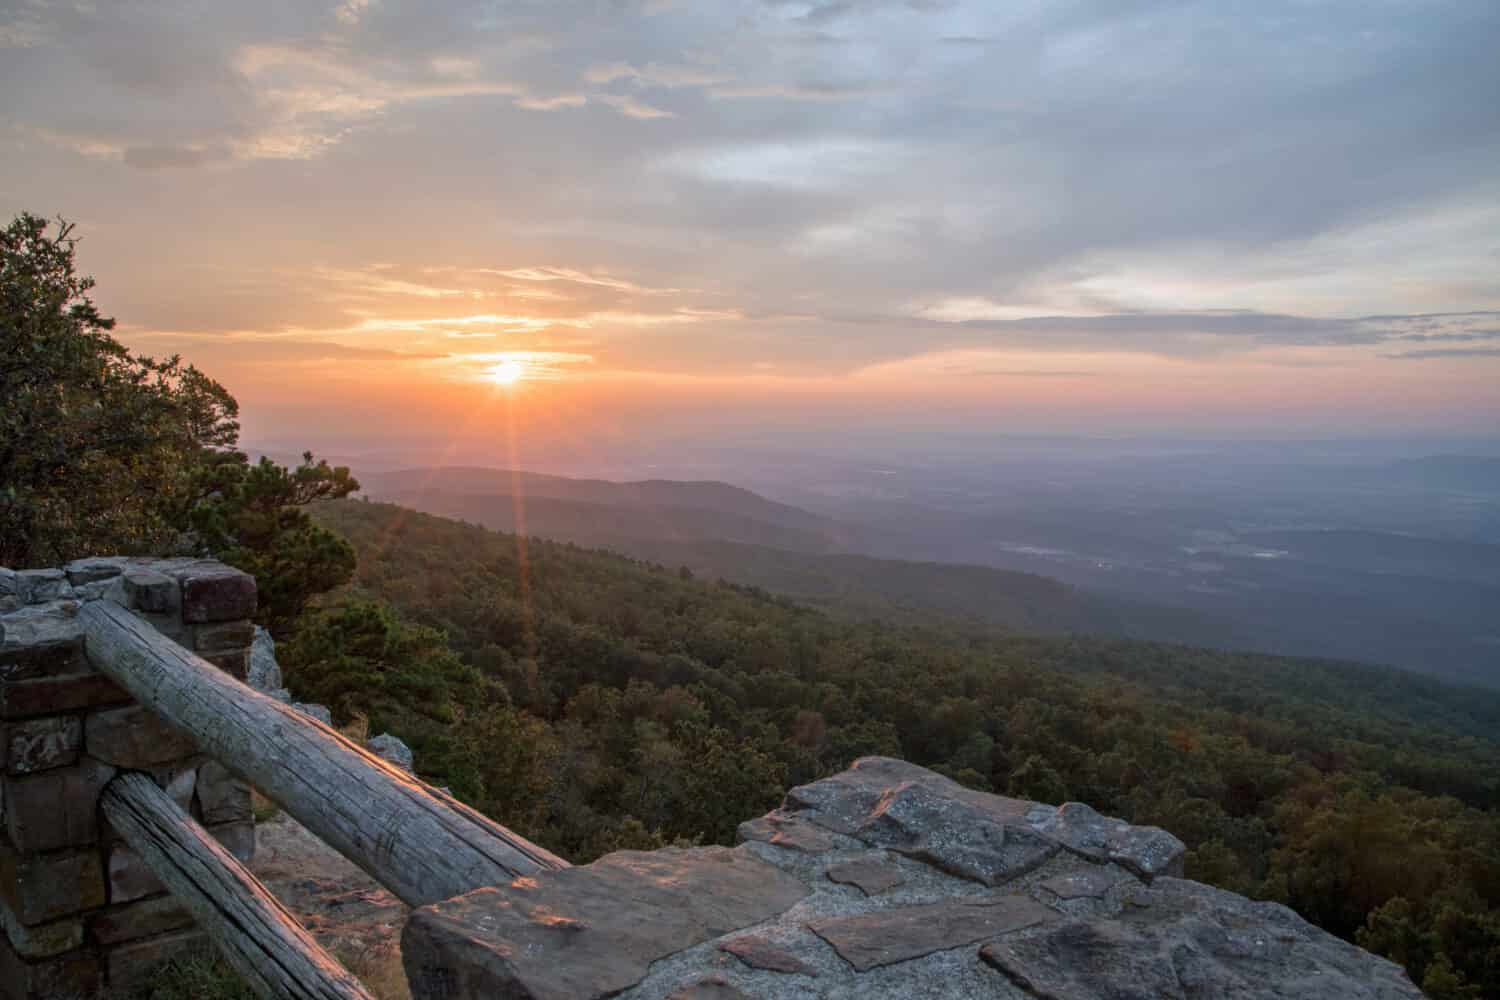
[0,13,46,48]
[948,368,1097,377]
[706,82,887,102]
[896,309,1500,358]
[584,61,729,88]
[477,267,673,295]
[2,0,1497,403]
[129,334,444,364]
[1384,348,1500,361]
[314,267,474,300]
[335,0,375,27]
[121,143,233,169]
[223,42,525,158]
[514,93,588,111]
[584,307,742,327]
[596,94,675,119]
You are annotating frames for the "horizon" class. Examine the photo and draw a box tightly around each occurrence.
[4,1,1499,454]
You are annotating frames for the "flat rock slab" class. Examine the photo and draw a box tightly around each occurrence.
[979,878,1424,1000]
[826,857,907,896]
[666,978,751,1000]
[778,758,1060,885]
[808,895,1058,972]
[778,757,1183,886]
[720,933,817,975]
[404,846,809,1000]
[63,558,128,585]
[1039,868,1131,900]
[736,814,836,854]
[1026,802,1185,880]
[782,756,1033,836]
[0,602,84,680]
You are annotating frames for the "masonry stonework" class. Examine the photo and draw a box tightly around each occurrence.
[0,557,258,999]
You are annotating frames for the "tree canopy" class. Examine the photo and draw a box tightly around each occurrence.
[0,213,358,630]
[0,213,238,566]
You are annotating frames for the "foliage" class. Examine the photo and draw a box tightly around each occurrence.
[0,213,358,631]
[192,452,360,634]
[0,214,238,566]
[303,499,1500,994]
[276,598,552,822]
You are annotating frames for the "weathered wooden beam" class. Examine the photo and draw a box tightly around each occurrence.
[101,772,375,1000]
[83,600,568,908]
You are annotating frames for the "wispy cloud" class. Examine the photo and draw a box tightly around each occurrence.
[514,93,588,111]
[334,0,374,27]
[128,333,443,363]
[1385,347,1500,361]
[596,94,675,119]
[477,267,674,295]
[584,61,729,88]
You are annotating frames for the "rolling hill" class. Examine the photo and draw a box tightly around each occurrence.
[355,466,1234,647]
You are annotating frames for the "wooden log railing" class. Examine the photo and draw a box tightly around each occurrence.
[82,599,570,909]
[102,772,375,1000]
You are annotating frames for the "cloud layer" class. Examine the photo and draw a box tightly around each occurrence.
[2,0,1497,432]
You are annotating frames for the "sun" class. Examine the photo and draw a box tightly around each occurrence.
[486,359,526,385]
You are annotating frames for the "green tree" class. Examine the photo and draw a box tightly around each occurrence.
[0,212,358,634]
[278,599,499,725]
[191,452,360,634]
[1,214,238,565]
[1421,955,1481,1000]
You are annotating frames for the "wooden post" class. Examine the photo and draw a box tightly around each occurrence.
[101,772,375,1000]
[82,600,568,908]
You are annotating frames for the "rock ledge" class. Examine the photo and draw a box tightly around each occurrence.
[402,757,1421,999]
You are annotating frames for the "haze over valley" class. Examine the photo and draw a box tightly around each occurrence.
[342,435,1500,689]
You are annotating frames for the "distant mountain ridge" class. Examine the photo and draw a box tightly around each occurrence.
[602,537,1248,648]
[359,465,1240,651]
[1379,455,1500,493]
[361,466,850,552]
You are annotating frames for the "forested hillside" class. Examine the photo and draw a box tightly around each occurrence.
[360,465,851,553]
[363,466,844,539]
[297,499,1500,997]
[356,472,1240,649]
[597,536,1245,647]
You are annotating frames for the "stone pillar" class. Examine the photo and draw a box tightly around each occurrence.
[0,557,258,999]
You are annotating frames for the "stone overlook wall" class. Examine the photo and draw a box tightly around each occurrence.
[0,558,258,1000]
[404,757,1425,999]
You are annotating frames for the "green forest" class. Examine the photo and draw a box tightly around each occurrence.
[288,499,1500,998]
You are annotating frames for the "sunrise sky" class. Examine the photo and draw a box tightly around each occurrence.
[2,0,1497,460]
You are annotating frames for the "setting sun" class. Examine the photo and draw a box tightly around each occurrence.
[487,359,526,385]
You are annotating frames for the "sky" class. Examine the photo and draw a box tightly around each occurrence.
[2,0,1498,462]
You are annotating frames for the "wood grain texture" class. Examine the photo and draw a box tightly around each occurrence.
[83,600,568,908]
[101,772,375,1000]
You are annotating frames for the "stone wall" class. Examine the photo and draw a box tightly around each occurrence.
[0,558,258,1000]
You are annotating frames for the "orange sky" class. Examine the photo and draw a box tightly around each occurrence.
[3,1,1497,456]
